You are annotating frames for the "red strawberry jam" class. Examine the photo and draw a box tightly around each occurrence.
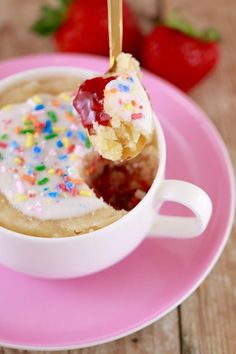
[73,76,116,129]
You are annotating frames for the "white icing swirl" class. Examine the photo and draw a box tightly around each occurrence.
[104,71,153,137]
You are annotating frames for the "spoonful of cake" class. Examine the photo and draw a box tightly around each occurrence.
[73,0,154,161]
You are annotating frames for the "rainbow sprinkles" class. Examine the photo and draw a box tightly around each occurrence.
[0,93,106,220]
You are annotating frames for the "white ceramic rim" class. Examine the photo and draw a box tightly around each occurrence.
[0,66,166,242]
[0,67,235,350]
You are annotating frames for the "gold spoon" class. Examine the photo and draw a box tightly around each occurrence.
[107,0,123,72]
[76,0,150,162]
[106,0,150,161]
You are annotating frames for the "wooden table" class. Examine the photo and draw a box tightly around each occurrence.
[0,0,235,353]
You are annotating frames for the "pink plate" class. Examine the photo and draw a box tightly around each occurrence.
[0,54,234,350]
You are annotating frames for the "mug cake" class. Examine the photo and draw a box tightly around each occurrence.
[0,55,158,238]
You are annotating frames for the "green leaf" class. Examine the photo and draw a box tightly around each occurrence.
[31,0,73,36]
[202,28,221,42]
[60,0,74,6]
[165,13,221,42]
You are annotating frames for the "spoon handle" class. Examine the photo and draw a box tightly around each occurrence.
[107,0,123,70]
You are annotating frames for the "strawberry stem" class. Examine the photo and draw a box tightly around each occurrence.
[165,13,221,42]
[31,0,73,35]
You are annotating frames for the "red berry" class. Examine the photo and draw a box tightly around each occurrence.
[142,25,219,91]
[54,0,142,58]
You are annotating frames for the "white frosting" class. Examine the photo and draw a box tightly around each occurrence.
[104,71,153,137]
[0,94,105,220]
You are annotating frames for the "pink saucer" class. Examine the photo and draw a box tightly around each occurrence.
[0,54,234,350]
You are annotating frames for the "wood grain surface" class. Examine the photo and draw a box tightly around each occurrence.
[0,0,235,353]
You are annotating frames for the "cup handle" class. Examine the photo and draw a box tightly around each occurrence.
[150,180,212,238]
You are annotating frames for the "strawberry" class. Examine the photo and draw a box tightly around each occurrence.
[32,0,142,58]
[142,18,220,91]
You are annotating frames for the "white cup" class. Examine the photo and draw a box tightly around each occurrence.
[0,67,212,279]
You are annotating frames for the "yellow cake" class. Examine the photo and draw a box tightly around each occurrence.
[0,75,158,237]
